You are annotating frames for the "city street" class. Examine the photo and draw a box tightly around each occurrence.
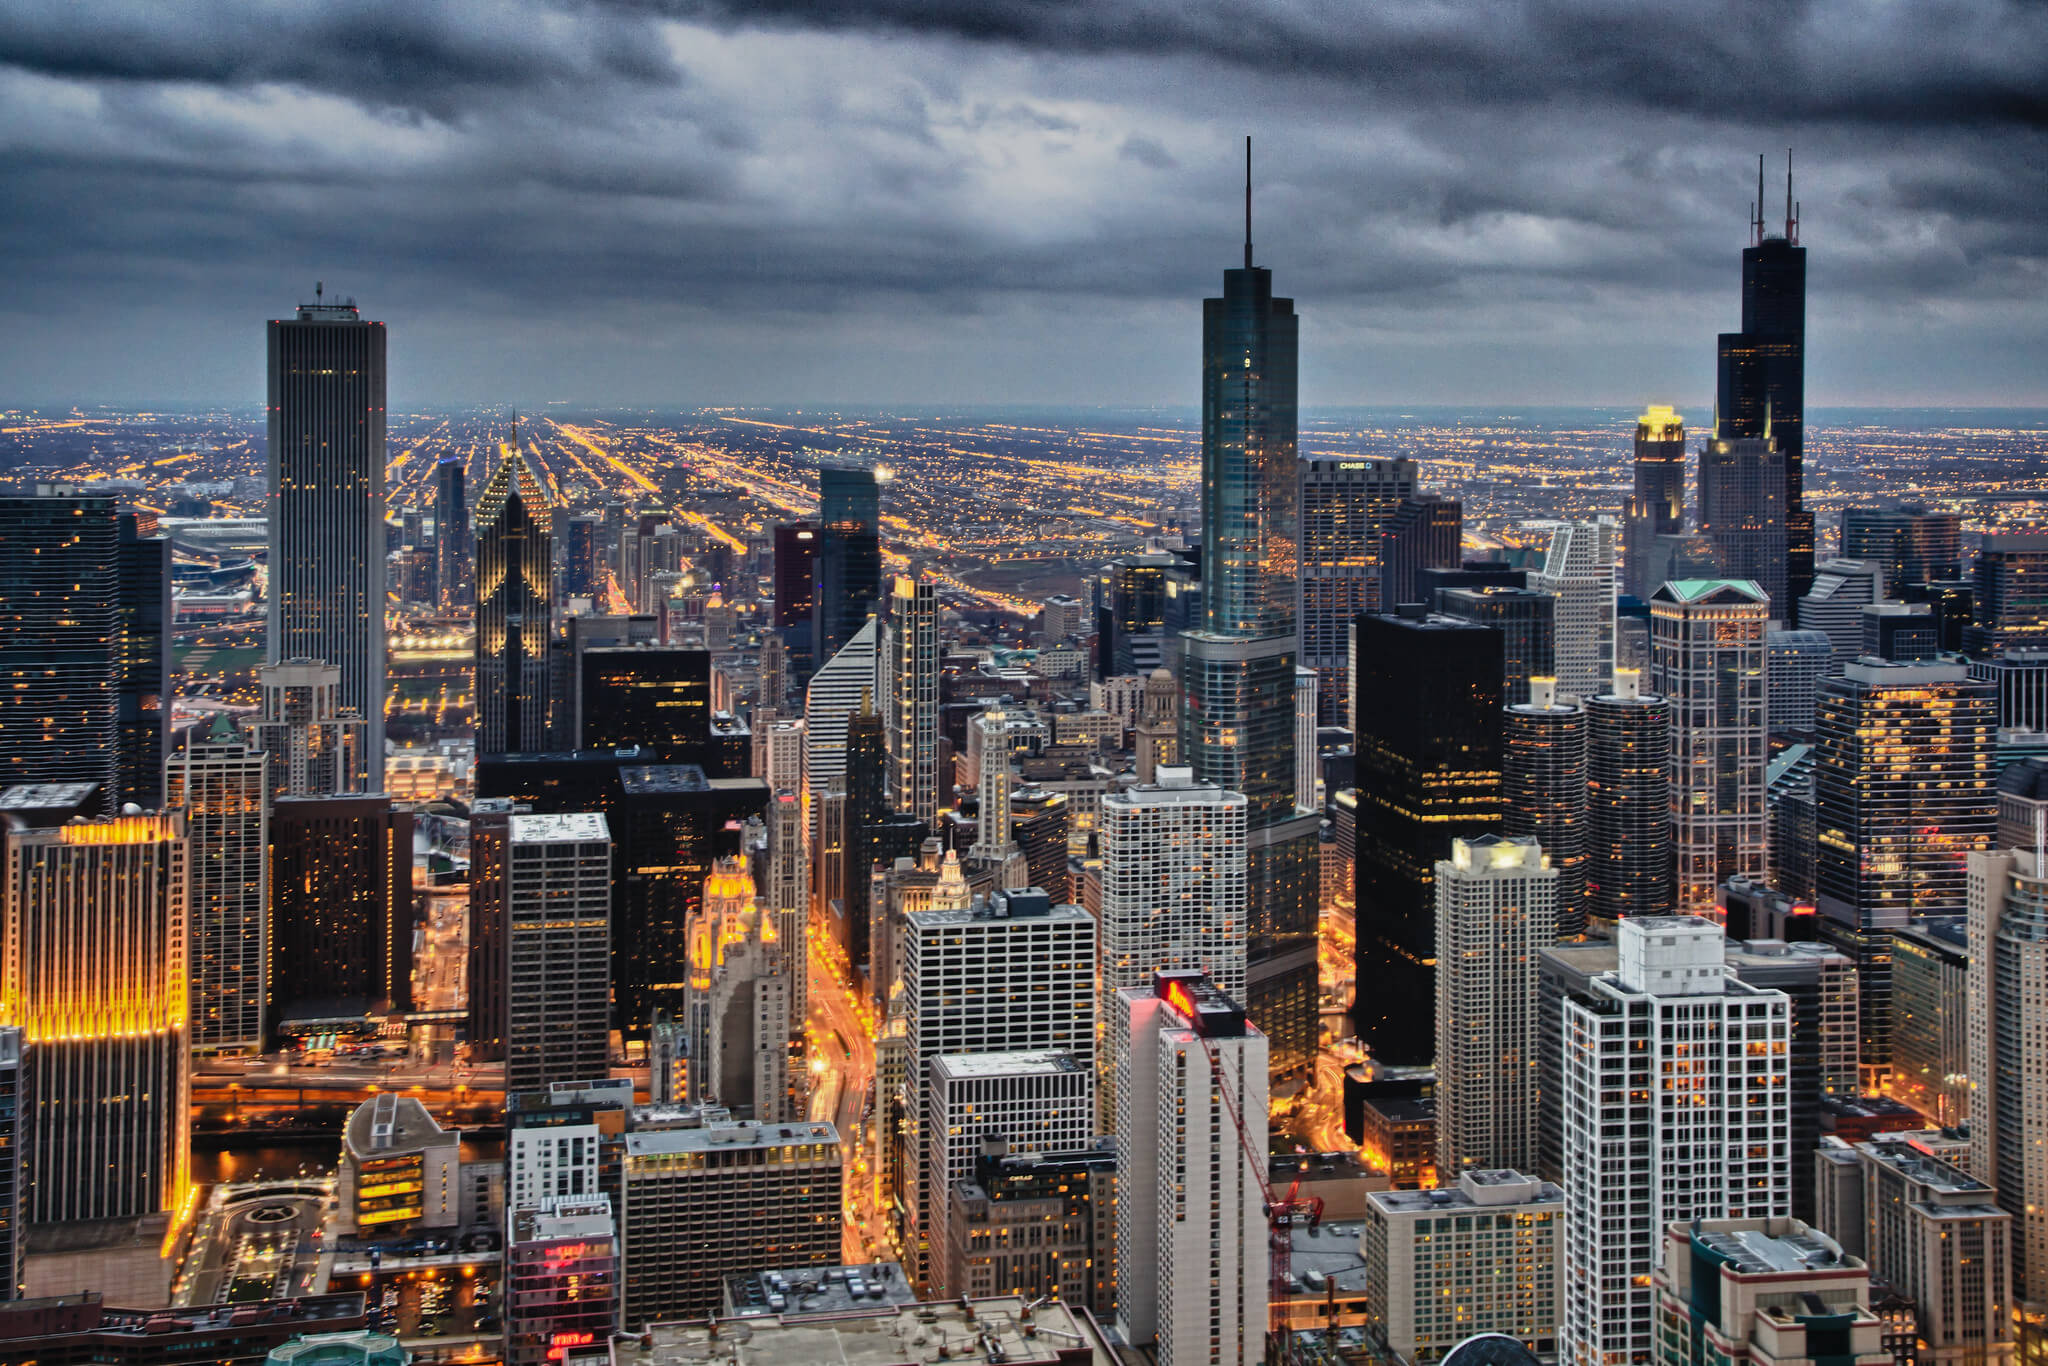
[806,934,891,1264]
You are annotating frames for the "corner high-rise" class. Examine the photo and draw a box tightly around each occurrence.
[475,445,555,757]
[1717,158,1811,614]
[3,808,190,1226]
[1652,579,1769,912]
[1180,200,1318,1076]
[266,293,388,789]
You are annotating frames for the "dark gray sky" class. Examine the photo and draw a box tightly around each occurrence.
[4,0,2045,409]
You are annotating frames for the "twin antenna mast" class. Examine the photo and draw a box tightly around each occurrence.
[1752,150,1800,246]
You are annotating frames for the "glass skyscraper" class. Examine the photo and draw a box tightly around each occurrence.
[814,467,882,668]
[474,447,555,757]
[1181,223,1318,1077]
[267,294,388,789]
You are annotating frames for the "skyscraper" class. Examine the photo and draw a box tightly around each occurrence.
[1717,158,1811,613]
[1096,769,1248,1130]
[1352,609,1504,1065]
[1584,669,1672,925]
[252,658,365,798]
[813,468,881,667]
[882,574,940,827]
[1434,835,1556,1177]
[475,446,555,757]
[1967,847,2048,1312]
[1439,584,1555,707]
[434,453,469,612]
[1502,678,1587,934]
[0,491,120,809]
[1624,405,1687,600]
[1815,661,1995,1073]
[268,795,413,1030]
[1114,972,1269,1366]
[1699,435,1789,615]
[1528,518,1618,703]
[683,853,794,1120]
[266,293,387,789]
[1841,505,1963,597]
[3,808,190,1226]
[115,510,171,810]
[503,813,611,1092]
[1179,185,1320,1076]
[1652,579,1769,912]
[1799,559,1885,665]
[1560,916,1791,1365]
[772,522,818,692]
[1766,628,1836,733]
[1297,457,1416,722]
[166,727,269,1053]
[1379,495,1463,609]
[1966,536,2048,657]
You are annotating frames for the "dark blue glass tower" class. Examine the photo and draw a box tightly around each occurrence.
[813,467,881,668]
[1180,144,1318,1077]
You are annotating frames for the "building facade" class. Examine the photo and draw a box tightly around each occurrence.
[474,448,555,757]
[504,813,612,1093]
[165,731,269,1052]
[1584,669,1672,924]
[1502,680,1586,935]
[1528,519,1618,704]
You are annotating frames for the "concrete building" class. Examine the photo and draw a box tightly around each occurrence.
[1766,628,1834,733]
[252,658,365,799]
[165,729,268,1052]
[1096,768,1247,1130]
[622,1294,1118,1366]
[882,575,940,827]
[942,1139,1116,1317]
[1115,973,1269,1366]
[618,1120,841,1326]
[1363,1170,1563,1366]
[1651,580,1769,913]
[922,1053,1093,1298]
[335,1093,460,1237]
[4,810,188,1227]
[1967,847,2048,1312]
[1652,1217,1887,1366]
[1435,836,1556,1178]
[507,1196,617,1366]
[1559,916,1791,1365]
[682,853,794,1120]
[504,813,612,1092]
[1624,405,1687,601]
[1527,519,1618,704]
[1798,560,1885,667]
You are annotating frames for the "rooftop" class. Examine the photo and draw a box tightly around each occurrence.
[934,1051,1086,1079]
[724,1264,914,1319]
[1693,1225,1851,1276]
[508,811,609,844]
[1370,1170,1561,1215]
[626,1294,1114,1366]
[626,1121,838,1159]
[345,1093,455,1158]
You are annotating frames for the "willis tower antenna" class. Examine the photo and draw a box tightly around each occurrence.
[1244,134,1253,270]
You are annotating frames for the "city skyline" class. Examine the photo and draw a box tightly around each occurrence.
[3,3,2047,408]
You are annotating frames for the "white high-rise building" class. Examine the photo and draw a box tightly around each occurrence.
[683,853,794,1121]
[166,729,269,1052]
[969,706,1019,863]
[1651,579,1770,912]
[804,620,879,921]
[1435,835,1557,1178]
[1529,518,1618,703]
[1560,915,1791,1366]
[1096,768,1247,1130]
[1967,846,2048,1311]
[253,657,365,798]
[899,888,1094,1290]
[1798,559,1886,665]
[882,575,941,827]
[1295,666,1319,810]
[504,813,612,1092]
[1115,972,1269,1366]
[922,1051,1094,1297]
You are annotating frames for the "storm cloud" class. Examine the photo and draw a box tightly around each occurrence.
[1,0,2043,407]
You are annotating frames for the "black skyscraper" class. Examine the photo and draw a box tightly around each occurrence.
[116,510,171,809]
[774,521,819,687]
[1716,155,1810,613]
[435,454,469,611]
[814,469,881,667]
[1351,609,1503,1066]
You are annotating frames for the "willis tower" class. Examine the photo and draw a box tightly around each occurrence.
[1181,141,1318,1079]
[1717,153,1811,614]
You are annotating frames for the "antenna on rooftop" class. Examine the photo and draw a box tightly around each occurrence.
[1785,147,1799,245]
[1244,135,1253,270]
[316,280,323,302]
[1753,154,1765,246]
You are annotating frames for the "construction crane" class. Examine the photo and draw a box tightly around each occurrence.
[1190,1028,1324,1357]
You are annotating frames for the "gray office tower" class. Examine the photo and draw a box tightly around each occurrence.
[1717,157,1812,613]
[1698,433,1788,615]
[1624,406,1687,600]
[267,294,387,789]
[1298,457,1416,724]
[1180,182,1318,1078]
[435,453,470,611]
[814,467,882,667]
[475,447,556,756]
[1841,505,1962,597]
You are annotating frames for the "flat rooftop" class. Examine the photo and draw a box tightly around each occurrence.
[724,1264,913,1319]
[1695,1227,1849,1276]
[628,1295,1114,1366]
[626,1121,838,1159]
[508,811,609,843]
[934,1051,1086,1079]
[346,1093,455,1158]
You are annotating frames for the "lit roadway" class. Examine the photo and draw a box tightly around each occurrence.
[806,934,892,1264]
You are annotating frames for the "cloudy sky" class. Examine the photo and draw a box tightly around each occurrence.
[3,0,2045,410]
